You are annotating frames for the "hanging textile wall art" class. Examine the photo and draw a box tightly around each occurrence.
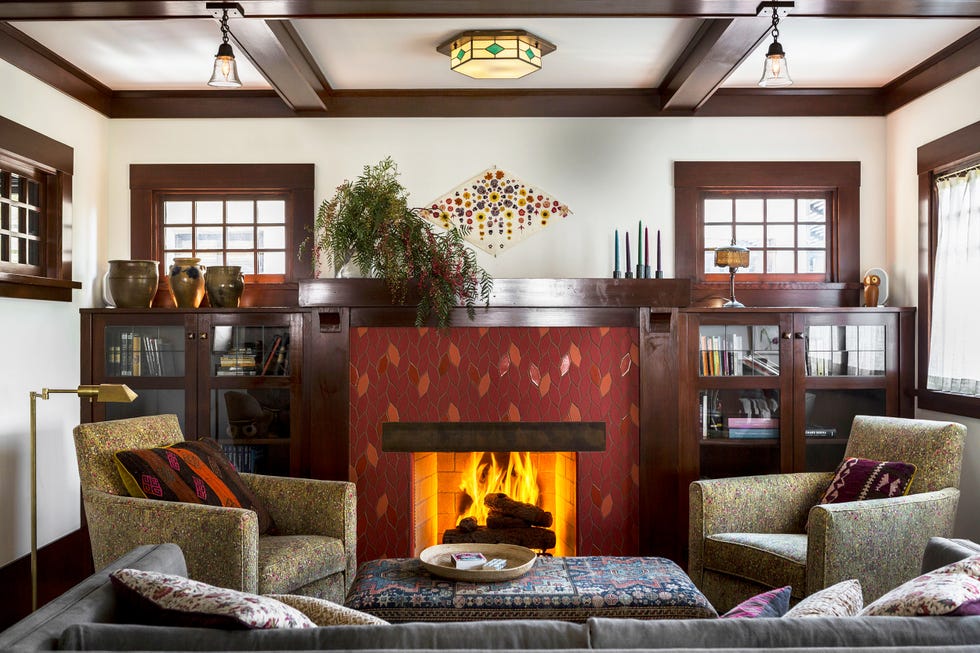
[419,167,572,256]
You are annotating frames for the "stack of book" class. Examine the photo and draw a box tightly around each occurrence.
[726,417,779,439]
[217,347,258,376]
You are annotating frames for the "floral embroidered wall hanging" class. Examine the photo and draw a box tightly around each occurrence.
[419,167,572,256]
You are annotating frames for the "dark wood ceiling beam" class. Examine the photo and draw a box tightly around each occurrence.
[229,19,329,112]
[881,26,980,113]
[0,22,111,115]
[3,1,980,20]
[659,16,771,111]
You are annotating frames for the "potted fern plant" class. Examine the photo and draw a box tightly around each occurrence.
[307,157,493,327]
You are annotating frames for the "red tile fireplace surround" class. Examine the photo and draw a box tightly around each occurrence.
[301,278,691,562]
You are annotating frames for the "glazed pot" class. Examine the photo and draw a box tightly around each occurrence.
[105,259,159,308]
[205,265,245,308]
[169,257,206,308]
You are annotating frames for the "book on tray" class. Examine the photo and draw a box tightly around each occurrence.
[450,552,487,569]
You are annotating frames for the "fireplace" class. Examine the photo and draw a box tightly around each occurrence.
[385,421,605,557]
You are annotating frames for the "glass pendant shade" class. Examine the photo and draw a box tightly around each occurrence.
[209,42,242,87]
[759,41,792,87]
[438,30,555,79]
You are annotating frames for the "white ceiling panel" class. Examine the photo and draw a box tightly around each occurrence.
[291,17,702,89]
[11,19,271,90]
[723,18,980,88]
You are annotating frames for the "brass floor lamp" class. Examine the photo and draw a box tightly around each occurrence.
[28,384,136,611]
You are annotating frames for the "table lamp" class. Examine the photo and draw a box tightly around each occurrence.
[28,384,137,610]
[714,239,751,308]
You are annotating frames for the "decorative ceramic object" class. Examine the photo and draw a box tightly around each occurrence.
[205,265,245,308]
[105,259,159,308]
[169,257,206,308]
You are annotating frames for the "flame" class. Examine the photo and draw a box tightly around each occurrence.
[457,451,540,525]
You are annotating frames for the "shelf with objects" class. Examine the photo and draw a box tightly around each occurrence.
[80,308,307,477]
[678,307,914,483]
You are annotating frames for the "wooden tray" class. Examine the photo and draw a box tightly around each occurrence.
[419,543,537,582]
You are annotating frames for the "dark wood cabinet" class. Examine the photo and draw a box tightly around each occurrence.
[676,307,914,557]
[80,308,308,476]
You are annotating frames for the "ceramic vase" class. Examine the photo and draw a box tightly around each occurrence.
[105,259,159,308]
[205,265,245,308]
[169,257,206,308]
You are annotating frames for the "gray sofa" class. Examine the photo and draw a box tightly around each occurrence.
[2,540,979,652]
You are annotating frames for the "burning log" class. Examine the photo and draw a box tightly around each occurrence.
[486,511,531,529]
[442,525,556,551]
[484,493,553,528]
[456,517,478,532]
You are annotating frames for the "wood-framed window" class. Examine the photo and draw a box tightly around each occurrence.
[917,119,980,419]
[130,164,314,307]
[674,162,861,307]
[0,116,79,301]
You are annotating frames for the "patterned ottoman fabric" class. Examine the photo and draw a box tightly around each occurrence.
[345,556,717,622]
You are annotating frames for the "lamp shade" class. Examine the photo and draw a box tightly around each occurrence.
[437,30,556,79]
[209,42,242,87]
[759,41,792,87]
[714,244,751,269]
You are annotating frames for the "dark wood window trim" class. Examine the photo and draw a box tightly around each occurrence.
[0,116,80,301]
[916,119,980,419]
[674,161,862,307]
[130,164,314,307]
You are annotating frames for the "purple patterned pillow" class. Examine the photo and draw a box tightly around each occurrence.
[721,586,792,618]
[860,554,980,616]
[819,457,916,505]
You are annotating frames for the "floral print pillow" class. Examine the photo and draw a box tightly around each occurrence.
[860,554,980,616]
[110,569,315,629]
[266,594,389,626]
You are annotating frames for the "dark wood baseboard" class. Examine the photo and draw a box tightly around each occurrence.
[0,528,93,630]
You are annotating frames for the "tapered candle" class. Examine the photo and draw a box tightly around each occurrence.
[637,221,643,268]
[615,230,620,270]
[644,227,649,267]
[625,232,631,271]
[657,229,662,271]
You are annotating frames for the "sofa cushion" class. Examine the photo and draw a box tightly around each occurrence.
[113,438,276,534]
[819,456,916,505]
[861,553,980,616]
[721,586,791,618]
[784,579,863,617]
[258,535,346,594]
[110,569,314,629]
[265,594,388,626]
[704,533,807,599]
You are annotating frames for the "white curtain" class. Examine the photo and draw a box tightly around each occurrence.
[928,168,980,396]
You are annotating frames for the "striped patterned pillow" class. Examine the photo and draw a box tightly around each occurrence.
[114,438,276,534]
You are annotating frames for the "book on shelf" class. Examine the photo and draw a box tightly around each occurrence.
[727,427,779,439]
[261,335,283,375]
[727,417,780,428]
[805,426,838,438]
[698,332,745,376]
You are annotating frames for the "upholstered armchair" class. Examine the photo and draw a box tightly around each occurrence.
[689,415,965,612]
[73,414,356,603]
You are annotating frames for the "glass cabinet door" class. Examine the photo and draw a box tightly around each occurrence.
[797,315,892,472]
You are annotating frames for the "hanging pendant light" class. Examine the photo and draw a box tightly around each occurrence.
[208,4,242,88]
[758,1,794,88]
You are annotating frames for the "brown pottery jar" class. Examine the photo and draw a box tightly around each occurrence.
[105,259,159,308]
[205,265,245,308]
[169,257,206,308]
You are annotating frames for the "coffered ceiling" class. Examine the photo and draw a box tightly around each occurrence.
[1,1,979,118]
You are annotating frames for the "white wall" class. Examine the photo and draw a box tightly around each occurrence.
[0,60,109,566]
[886,66,980,541]
[107,116,887,279]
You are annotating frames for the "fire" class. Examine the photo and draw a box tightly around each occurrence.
[457,451,540,525]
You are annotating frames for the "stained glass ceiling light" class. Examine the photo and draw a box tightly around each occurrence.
[436,30,557,79]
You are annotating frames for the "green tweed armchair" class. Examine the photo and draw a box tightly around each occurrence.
[689,415,965,613]
[73,414,356,602]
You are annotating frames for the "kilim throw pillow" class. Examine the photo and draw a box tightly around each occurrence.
[784,579,863,617]
[721,586,792,618]
[110,569,314,629]
[819,457,917,505]
[265,594,390,626]
[113,438,276,534]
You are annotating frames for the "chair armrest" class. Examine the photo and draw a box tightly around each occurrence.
[82,489,259,592]
[806,487,960,602]
[688,472,831,585]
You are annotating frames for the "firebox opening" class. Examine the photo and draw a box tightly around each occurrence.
[412,450,576,557]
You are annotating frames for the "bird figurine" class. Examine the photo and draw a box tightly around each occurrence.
[862,273,881,307]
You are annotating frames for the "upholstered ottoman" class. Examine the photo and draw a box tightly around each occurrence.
[345,555,717,623]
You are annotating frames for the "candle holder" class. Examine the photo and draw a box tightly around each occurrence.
[625,271,633,279]
[636,263,644,279]
[644,265,651,279]
[655,270,664,279]
[613,270,622,279]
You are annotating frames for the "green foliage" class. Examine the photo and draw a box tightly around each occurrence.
[306,157,493,327]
